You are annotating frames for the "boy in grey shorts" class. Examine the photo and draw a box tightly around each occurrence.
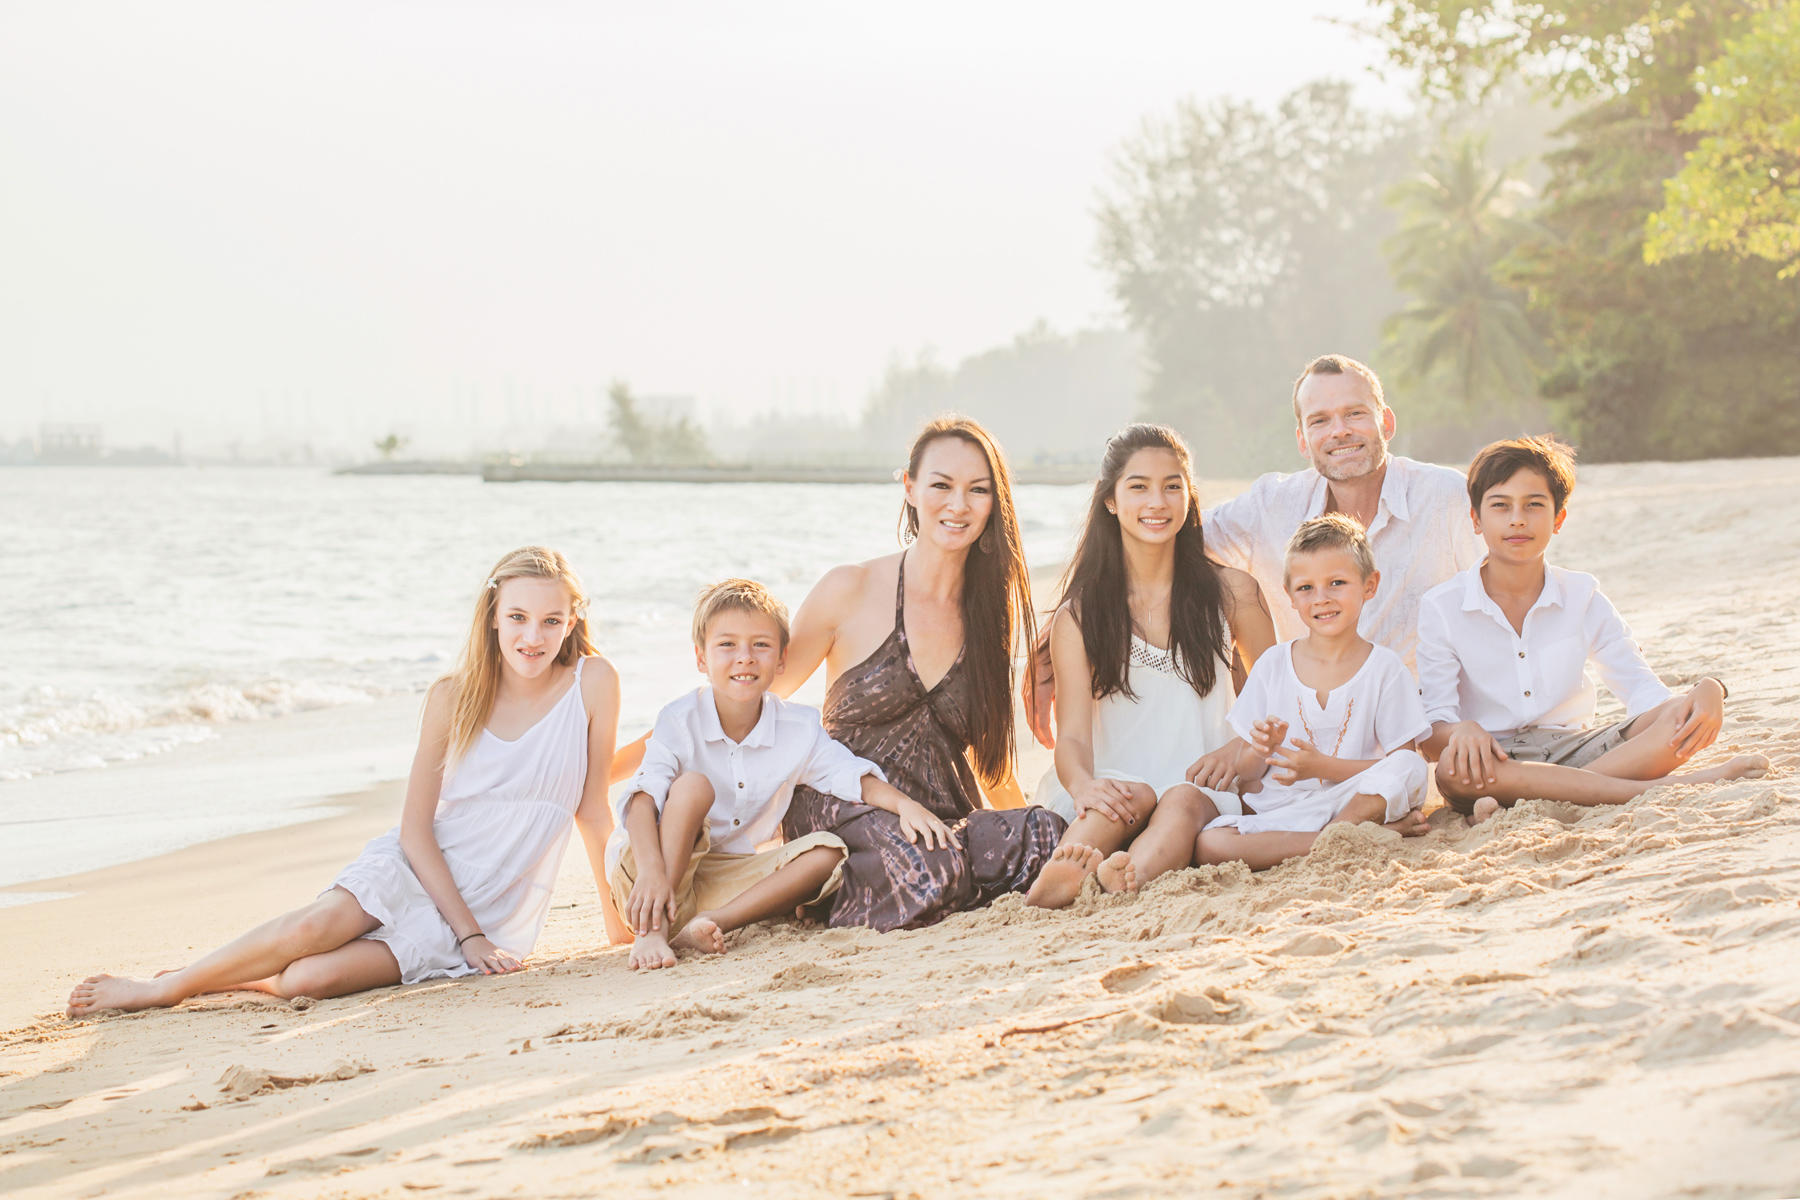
[1416,436,1768,821]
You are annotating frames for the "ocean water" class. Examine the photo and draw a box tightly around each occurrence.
[0,467,1089,888]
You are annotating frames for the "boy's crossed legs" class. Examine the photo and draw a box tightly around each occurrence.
[1437,698,1771,821]
[1197,791,1392,871]
[613,772,845,970]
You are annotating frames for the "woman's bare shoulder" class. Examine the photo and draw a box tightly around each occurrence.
[807,552,900,612]
[578,654,621,707]
[1217,564,1268,607]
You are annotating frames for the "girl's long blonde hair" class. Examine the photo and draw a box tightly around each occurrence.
[443,546,596,767]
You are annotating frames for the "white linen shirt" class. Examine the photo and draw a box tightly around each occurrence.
[605,687,884,874]
[1416,564,1674,739]
[1203,455,1482,669]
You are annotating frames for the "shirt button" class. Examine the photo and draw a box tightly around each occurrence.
[1518,651,1525,658]
[737,781,745,788]
[733,818,740,826]
[1524,690,1532,697]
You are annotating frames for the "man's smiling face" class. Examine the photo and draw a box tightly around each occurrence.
[1294,371,1394,483]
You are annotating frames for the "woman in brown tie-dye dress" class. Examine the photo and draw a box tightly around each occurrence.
[778,417,1066,930]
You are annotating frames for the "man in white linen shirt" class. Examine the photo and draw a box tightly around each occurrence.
[1024,354,1480,751]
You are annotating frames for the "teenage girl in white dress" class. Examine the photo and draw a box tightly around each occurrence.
[68,546,622,1016]
[1025,424,1277,908]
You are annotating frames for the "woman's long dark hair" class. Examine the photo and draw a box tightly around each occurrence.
[1060,423,1230,701]
[899,415,1034,789]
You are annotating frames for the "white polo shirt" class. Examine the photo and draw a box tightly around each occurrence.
[1203,455,1482,669]
[1416,563,1674,739]
[606,687,884,873]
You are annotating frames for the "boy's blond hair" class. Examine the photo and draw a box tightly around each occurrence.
[1283,513,1376,588]
[692,578,791,650]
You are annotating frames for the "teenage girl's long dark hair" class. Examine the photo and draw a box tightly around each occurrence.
[1060,423,1230,701]
[898,415,1034,789]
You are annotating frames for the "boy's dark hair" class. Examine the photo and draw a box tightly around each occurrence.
[1467,435,1578,514]
[1283,512,1376,588]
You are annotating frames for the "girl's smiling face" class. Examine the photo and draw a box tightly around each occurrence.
[492,576,574,678]
[1107,447,1188,546]
[905,435,995,553]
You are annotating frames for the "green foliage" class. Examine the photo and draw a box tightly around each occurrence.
[606,381,710,464]
[1646,3,1800,277]
[1380,134,1549,430]
[372,432,409,460]
[1095,81,1417,474]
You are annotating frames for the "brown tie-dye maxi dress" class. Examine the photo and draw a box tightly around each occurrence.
[782,555,1067,930]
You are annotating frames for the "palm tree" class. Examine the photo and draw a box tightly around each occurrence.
[1381,134,1549,418]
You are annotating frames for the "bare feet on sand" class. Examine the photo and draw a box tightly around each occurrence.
[1469,796,1502,825]
[1096,850,1139,895]
[1025,843,1104,908]
[1717,753,1772,782]
[68,975,174,1018]
[628,932,677,970]
[671,916,726,957]
[1384,809,1431,837]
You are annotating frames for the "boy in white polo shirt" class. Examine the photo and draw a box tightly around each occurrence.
[1418,436,1768,821]
[608,578,959,970]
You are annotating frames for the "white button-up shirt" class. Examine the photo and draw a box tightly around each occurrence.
[1203,455,1482,669]
[1416,563,1674,738]
[605,687,884,873]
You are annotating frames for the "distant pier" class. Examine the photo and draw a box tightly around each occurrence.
[337,460,1097,485]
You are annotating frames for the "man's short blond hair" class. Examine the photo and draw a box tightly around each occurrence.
[1283,512,1377,588]
[692,578,791,650]
[1291,354,1386,423]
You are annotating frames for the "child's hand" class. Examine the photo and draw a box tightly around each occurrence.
[1267,737,1328,786]
[1072,777,1138,824]
[459,935,523,975]
[1249,717,1289,761]
[1670,678,1725,760]
[895,797,960,851]
[1186,739,1243,791]
[1442,721,1507,788]
[626,871,678,936]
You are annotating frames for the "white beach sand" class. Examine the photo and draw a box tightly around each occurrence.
[3,456,1798,1199]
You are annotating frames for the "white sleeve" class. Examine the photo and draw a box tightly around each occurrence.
[615,707,687,824]
[1586,591,1675,718]
[1415,593,1464,727]
[1372,654,1433,751]
[1201,487,1259,573]
[1226,652,1275,742]
[797,721,887,803]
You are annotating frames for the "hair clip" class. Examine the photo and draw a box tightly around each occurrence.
[486,577,499,589]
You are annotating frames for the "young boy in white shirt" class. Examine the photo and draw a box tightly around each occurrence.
[1418,436,1768,821]
[1199,514,1434,871]
[608,578,959,970]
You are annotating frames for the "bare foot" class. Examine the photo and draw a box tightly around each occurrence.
[1096,851,1138,895]
[67,975,176,1018]
[1722,753,1772,781]
[671,916,726,956]
[1025,843,1104,909]
[1468,796,1501,826]
[1383,809,1431,837]
[627,932,677,970]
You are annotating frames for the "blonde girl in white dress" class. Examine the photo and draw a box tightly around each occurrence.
[68,546,623,1016]
[1025,425,1276,908]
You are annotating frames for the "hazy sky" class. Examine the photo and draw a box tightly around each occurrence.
[0,1,1406,451]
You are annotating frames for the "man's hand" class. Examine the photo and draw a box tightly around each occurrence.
[1022,626,1056,749]
[1442,720,1507,787]
[1071,776,1138,824]
[1669,678,1725,761]
[1267,737,1330,786]
[626,870,678,936]
[895,797,960,851]
[1186,739,1244,791]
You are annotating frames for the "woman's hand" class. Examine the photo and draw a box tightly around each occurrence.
[1071,777,1138,825]
[1267,737,1328,786]
[896,798,959,850]
[1442,720,1507,787]
[625,870,677,936]
[460,935,523,975]
[1186,740,1244,790]
[1670,679,1725,761]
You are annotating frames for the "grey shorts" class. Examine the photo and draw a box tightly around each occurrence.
[1499,719,1633,769]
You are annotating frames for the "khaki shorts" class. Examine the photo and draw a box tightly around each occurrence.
[607,826,847,932]
[1499,719,1633,769]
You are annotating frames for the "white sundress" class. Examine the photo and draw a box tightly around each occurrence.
[1034,634,1240,823]
[1208,641,1431,835]
[333,656,592,983]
